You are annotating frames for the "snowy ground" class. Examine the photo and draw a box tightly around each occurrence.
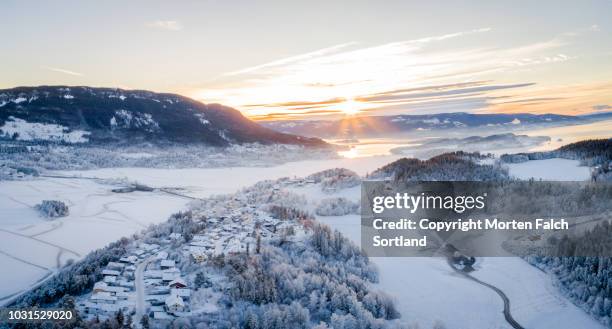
[506,158,591,181]
[290,157,603,329]
[0,178,186,303]
[289,185,506,328]
[0,143,604,327]
[316,213,506,328]
[0,155,400,305]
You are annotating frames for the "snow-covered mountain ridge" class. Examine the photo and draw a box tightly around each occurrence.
[0,86,327,147]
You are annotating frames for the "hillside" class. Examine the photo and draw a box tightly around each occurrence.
[0,86,326,147]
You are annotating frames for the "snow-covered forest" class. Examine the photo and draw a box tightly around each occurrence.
[0,142,336,179]
[370,151,508,182]
[528,220,612,327]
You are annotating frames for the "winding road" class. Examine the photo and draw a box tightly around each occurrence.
[446,258,525,329]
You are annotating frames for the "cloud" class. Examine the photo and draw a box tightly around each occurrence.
[244,97,345,108]
[197,28,586,119]
[222,42,357,76]
[146,20,182,31]
[406,27,492,44]
[592,104,611,111]
[498,97,563,104]
[42,66,83,76]
[221,28,492,78]
[356,83,534,103]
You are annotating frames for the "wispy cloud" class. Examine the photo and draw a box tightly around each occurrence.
[357,83,534,103]
[406,27,492,44]
[222,42,358,76]
[42,66,83,76]
[146,20,183,31]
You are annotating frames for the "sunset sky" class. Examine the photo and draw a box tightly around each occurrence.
[2,0,611,120]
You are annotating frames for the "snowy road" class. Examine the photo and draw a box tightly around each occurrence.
[134,255,155,323]
[447,258,524,329]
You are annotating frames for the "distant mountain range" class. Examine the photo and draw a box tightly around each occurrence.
[262,112,612,138]
[0,86,326,147]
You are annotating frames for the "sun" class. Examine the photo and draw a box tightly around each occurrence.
[338,97,362,115]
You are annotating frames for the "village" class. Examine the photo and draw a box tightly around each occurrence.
[75,181,309,325]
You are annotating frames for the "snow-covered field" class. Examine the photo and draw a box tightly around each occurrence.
[0,155,400,304]
[506,158,591,181]
[0,178,187,302]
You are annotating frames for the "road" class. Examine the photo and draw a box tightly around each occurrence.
[441,243,524,329]
[134,255,155,324]
[446,257,525,329]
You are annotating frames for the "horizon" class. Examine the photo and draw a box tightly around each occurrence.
[2,0,611,120]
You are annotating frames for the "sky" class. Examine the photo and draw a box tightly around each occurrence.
[1,0,611,120]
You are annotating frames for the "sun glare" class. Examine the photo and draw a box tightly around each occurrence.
[338,97,361,115]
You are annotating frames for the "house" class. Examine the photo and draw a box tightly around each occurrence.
[170,288,191,300]
[116,279,135,290]
[165,294,185,314]
[169,233,182,240]
[145,295,167,306]
[115,291,129,300]
[119,255,138,264]
[93,282,126,295]
[160,259,175,269]
[153,311,174,320]
[90,292,117,304]
[148,287,170,295]
[106,262,124,271]
[93,281,108,293]
[190,249,207,263]
[150,306,165,313]
[144,270,163,279]
[102,269,121,276]
[132,249,145,257]
[141,243,160,251]
[168,278,187,289]
[103,276,117,285]
[162,273,177,282]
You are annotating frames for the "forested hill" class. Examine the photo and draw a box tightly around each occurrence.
[499,138,612,181]
[369,151,509,181]
[555,139,612,164]
[0,86,327,147]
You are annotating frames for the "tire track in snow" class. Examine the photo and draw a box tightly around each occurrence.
[0,228,81,257]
